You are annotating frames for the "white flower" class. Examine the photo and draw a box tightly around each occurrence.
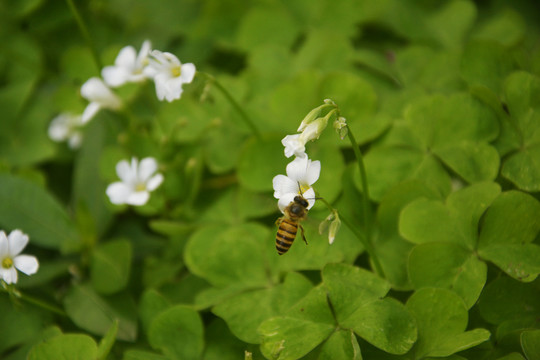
[282,134,306,158]
[48,113,85,149]
[272,156,321,213]
[282,122,322,158]
[0,230,39,285]
[102,40,152,87]
[106,157,164,206]
[81,77,122,123]
[144,50,196,102]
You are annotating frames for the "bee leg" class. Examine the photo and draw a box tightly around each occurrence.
[300,224,308,245]
[275,217,283,227]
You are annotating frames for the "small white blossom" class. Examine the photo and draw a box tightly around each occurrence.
[282,134,306,158]
[48,113,84,149]
[102,40,152,87]
[81,77,122,123]
[282,121,323,158]
[0,230,39,285]
[273,156,321,213]
[106,157,164,206]
[144,50,196,102]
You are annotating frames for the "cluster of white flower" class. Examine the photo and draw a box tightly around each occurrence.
[273,100,344,244]
[0,230,39,285]
[48,40,196,148]
[273,125,321,216]
[273,103,331,213]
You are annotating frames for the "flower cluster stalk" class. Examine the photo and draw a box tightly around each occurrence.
[1,285,66,316]
[198,72,262,140]
[65,0,102,69]
[346,129,385,277]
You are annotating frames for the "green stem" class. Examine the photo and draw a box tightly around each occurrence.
[65,0,103,70]
[347,129,372,239]
[346,128,385,277]
[318,198,384,277]
[2,286,67,316]
[197,72,262,139]
[340,214,384,277]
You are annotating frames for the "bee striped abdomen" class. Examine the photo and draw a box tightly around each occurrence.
[276,219,298,255]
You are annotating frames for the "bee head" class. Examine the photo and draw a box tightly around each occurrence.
[293,195,309,208]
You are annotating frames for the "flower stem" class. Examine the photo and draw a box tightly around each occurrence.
[347,130,371,236]
[345,128,385,277]
[65,0,103,70]
[340,214,384,277]
[318,198,385,277]
[197,72,262,139]
[1,285,67,316]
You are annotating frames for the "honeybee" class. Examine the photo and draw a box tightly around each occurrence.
[275,195,309,255]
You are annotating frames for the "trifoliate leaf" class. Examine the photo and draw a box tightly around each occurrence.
[148,305,204,360]
[408,242,487,308]
[407,288,490,358]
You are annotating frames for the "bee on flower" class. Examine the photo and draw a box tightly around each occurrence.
[272,156,321,254]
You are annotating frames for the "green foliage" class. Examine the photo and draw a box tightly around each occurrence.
[1,0,539,359]
[28,334,98,360]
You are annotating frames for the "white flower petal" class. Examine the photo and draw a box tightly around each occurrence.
[115,46,137,67]
[161,51,181,67]
[278,193,296,214]
[106,182,132,205]
[143,63,158,78]
[137,40,152,65]
[116,159,136,184]
[0,231,8,257]
[305,160,321,185]
[146,174,164,191]
[81,102,101,124]
[299,122,320,142]
[102,65,130,87]
[138,157,158,181]
[8,230,29,257]
[14,255,39,275]
[0,267,17,284]
[162,77,184,101]
[81,77,122,110]
[81,77,109,101]
[303,188,316,209]
[180,63,196,83]
[273,175,299,199]
[285,156,308,182]
[153,75,170,101]
[282,134,306,158]
[48,114,70,141]
[126,191,150,206]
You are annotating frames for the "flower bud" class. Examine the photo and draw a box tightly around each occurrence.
[319,209,340,244]
[297,102,336,132]
[328,215,341,244]
[334,116,348,140]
